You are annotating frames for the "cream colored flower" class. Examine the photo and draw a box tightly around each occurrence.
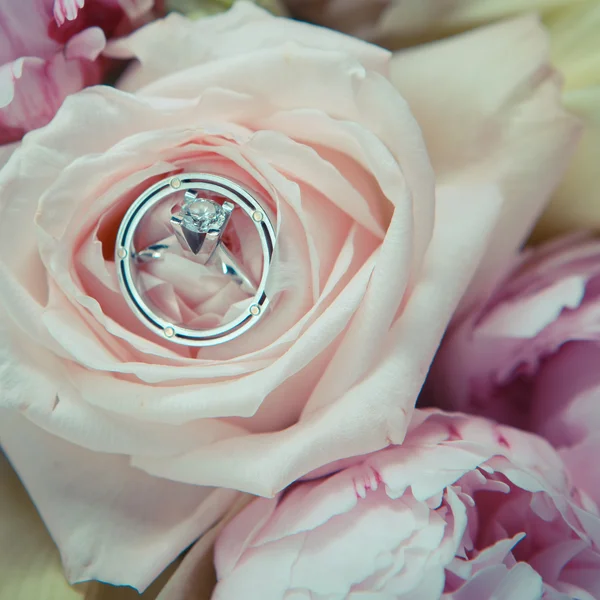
[166,0,286,19]
[532,1,600,240]
[287,0,600,242]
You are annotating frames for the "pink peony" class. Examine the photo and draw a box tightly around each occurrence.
[0,0,155,144]
[213,410,600,599]
[431,235,600,508]
[0,3,579,590]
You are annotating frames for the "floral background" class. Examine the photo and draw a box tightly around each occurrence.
[1,0,600,599]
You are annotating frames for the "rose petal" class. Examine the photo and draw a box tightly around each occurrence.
[0,453,84,600]
[105,3,390,91]
[447,563,544,600]
[132,184,503,493]
[0,412,241,590]
[390,15,581,306]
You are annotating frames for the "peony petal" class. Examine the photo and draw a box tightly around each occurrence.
[211,410,599,598]
[430,234,600,511]
[0,1,59,64]
[53,0,152,27]
[390,15,581,307]
[53,0,85,26]
[0,452,85,600]
[0,52,103,144]
[559,437,600,507]
[65,27,107,61]
[447,563,544,600]
[0,412,241,591]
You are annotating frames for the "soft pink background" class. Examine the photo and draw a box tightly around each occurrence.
[0,3,580,590]
[432,235,600,508]
[0,0,155,143]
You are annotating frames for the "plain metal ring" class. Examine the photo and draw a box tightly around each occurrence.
[115,173,275,346]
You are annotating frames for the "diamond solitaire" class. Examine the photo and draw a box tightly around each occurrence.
[181,194,227,234]
[170,191,234,256]
[115,173,275,346]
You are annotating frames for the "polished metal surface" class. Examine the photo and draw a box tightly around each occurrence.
[115,173,275,346]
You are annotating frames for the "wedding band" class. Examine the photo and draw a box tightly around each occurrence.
[115,173,275,346]
[134,236,258,295]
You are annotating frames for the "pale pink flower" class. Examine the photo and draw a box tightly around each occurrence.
[213,410,600,600]
[0,0,155,144]
[431,234,600,508]
[0,3,579,590]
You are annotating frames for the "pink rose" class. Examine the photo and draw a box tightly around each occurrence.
[0,0,155,144]
[430,234,600,507]
[213,410,600,599]
[0,3,578,590]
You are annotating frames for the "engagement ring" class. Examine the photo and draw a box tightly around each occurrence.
[115,173,275,346]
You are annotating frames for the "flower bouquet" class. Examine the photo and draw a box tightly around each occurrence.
[1,1,599,599]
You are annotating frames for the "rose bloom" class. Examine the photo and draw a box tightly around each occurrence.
[285,0,600,243]
[430,235,600,510]
[0,0,156,144]
[0,2,578,591]
[212,410,600,600]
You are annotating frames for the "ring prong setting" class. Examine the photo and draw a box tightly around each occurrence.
[171,192,230,257]
[115,173,275,346]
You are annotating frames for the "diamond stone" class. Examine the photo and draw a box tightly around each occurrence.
[181,199,227,233]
